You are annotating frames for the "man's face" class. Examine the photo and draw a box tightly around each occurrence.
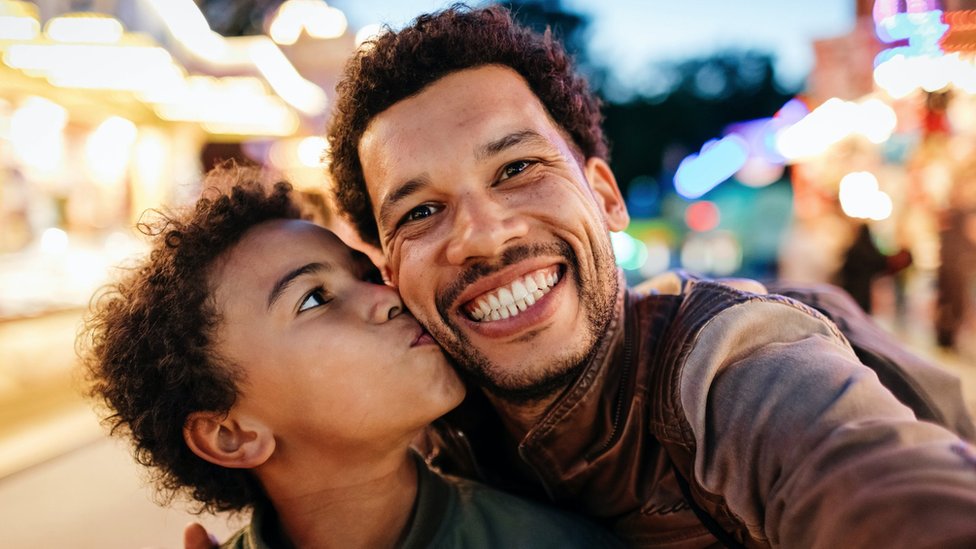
[358,65,629,401]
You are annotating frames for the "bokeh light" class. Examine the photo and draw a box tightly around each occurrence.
[838,171,894,221]
[611,231,649,271]
[674,135,748,199]
[685,201,721,232]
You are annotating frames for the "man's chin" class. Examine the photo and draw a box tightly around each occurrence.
[453,353,589,405]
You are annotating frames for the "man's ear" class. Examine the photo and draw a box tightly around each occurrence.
[584,157,629,232]
[184,411,275,469]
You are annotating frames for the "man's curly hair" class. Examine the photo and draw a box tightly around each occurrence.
[327,4,607,248]
[79,165,303,513]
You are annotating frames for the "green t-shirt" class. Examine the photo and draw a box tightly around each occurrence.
[222,456,621,548]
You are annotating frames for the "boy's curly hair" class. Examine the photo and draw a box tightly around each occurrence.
[327,4,607,248]
[79,165,303,513]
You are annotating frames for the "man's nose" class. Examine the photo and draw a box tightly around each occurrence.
[365,281,404,323]
[445,194,529,265]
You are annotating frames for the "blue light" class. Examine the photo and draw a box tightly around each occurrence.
[874,10,947,67]
[626,175,659,218]
[673,135,748,200]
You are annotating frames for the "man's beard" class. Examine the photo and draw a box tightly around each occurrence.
[432,238,619,404]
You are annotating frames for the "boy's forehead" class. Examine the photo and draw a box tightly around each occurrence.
[222,220,348,271]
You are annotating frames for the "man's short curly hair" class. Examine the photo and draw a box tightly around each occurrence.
[79,165,303,513]
[327,4,607,248]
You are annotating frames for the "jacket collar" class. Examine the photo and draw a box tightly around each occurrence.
[517,270,630,486]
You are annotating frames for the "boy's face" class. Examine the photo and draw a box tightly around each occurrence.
[209,219,464,449]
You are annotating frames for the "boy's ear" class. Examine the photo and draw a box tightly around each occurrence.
[584,157,630,232]
[184,411,275,469]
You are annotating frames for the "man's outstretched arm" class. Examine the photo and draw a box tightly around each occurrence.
[680,296,976,546]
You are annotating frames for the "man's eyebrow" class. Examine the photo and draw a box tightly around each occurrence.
[378,178,427,233]
[375,130,547,234]
[267,262,332,310]
[476,129,548,161]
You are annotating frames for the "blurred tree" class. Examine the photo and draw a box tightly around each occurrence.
[502,0,590,60]
[603,52,798,200]
[501,0,605,87]
[198,0,282,36]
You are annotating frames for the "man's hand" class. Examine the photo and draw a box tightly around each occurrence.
[183,522,218,549]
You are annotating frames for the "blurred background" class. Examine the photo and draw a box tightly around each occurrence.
[1,0,975,547]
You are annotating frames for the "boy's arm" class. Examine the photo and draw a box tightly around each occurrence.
[184,523,218,549]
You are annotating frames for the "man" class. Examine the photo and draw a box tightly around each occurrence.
[191,5,976,547]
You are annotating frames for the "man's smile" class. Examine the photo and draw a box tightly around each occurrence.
[464,265,561,322]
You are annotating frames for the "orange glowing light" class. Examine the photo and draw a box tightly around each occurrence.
[685,201,720,232]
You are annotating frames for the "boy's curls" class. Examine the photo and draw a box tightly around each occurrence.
[79,164,304,513]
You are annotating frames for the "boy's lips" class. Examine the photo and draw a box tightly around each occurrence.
[411,327,436,347]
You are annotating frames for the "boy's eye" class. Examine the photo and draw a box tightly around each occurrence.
[500,160,533,181]
[298,288,330,312]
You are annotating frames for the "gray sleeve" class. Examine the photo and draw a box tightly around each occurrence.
[680,300,976,547]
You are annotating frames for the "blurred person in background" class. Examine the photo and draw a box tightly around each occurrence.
[936,160,976,350]
[80,166,621,548]
[837,222,912,314]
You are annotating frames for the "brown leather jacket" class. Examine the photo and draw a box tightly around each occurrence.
[428,277,976,547]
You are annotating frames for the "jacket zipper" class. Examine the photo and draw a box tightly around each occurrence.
[589,307,634,460]
[523,293,633,494]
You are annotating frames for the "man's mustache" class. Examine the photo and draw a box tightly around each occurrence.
[436,241,577,317]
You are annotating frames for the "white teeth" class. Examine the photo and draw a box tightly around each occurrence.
[465,267,561,323]
[498,287,515,307]
[512,280,528,301]
[534,272,547,291]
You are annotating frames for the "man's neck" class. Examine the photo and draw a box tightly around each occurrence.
[258,447,419,549]
[484,392,561,440]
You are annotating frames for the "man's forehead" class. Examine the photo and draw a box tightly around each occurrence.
[357,65,574,218]
[361,66,550,150]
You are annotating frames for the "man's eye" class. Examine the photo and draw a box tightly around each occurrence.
[500,160,533,181]
[298,288,330,312]
[403,204,440,224]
